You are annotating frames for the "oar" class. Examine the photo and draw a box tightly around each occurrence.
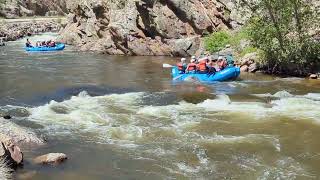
[163,63,174,68]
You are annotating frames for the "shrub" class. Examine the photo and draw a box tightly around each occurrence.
[204,31,231,53]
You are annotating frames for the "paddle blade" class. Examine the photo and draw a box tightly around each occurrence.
[163,64,173,68]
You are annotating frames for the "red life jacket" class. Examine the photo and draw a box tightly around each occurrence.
[198,60,207,71]
[187,63,197,71]
[177,63,184,71]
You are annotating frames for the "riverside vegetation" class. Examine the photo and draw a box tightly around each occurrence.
[204,0,320,76]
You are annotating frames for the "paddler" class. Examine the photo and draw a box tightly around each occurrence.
[177,58,187,74]
[25,39,33,47]
[186,57,197,74]
[197,57,208,74]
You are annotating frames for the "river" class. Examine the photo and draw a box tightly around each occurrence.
[1,33,320,179]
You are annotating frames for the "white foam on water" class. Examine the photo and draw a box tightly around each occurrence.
[26,90,320,148]
[197,94,268,117]
[199,134,281,152]
[303,93,320,101]
[24,90,320,178]
[258,157,316,180]
[252,90,294,98]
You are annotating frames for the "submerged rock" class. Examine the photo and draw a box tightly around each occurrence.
[34,153,67,165]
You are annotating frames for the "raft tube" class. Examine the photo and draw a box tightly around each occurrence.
[25,43,65,52]
[171,66,240,82]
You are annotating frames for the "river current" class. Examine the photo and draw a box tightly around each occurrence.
[1,33,320,179]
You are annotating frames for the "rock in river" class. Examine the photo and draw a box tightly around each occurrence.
[310,74,318,79]
[34,153,67,165]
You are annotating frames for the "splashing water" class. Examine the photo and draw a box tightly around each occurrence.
[22,90,320,178]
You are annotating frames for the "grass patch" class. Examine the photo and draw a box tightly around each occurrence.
[204,31,231,53]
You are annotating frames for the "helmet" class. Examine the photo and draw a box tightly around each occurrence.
[191,56,196,59]
[181,58,186,62]
[218,56,224,60]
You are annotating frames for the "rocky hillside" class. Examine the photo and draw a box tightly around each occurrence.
[58,0,251,56]
[0,0,67,18]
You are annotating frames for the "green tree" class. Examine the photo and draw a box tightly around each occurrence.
[247,0,320,75]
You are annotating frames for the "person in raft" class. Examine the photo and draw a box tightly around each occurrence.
[186,57,197,74]
[26,39,33,47]
[207,57,218,73]
[197,57,209,74]
[217,56,228,71]
[177,58,187,74]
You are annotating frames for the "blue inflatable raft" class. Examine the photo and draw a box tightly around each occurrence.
[171,66,240,82]
[25,43,65,52]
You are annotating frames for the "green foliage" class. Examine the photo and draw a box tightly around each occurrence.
[230,28,250,47]
[246,0,320,75]
[204,31,231,53]
[239,46,259,57]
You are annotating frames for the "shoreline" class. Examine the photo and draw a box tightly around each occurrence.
[0,17,66,43]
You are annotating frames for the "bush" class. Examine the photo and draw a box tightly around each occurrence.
[246,0,320,75]
[204,31,231,53]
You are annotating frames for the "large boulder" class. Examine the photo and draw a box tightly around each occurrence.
[248,63,258,73]
[240,65,249,72]
[240,52,259,66]
[58,0,251,56]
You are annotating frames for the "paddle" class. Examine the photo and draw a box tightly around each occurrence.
[163,63,174,68]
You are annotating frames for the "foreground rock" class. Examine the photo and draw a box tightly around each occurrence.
[0,140,23,168]
[0,117,44,169]
[34,153,67,165]
[58,0,251,56]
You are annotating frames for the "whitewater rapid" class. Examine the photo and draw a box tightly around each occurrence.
[21,90,320,178]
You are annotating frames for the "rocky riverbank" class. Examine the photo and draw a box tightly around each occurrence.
[0,0,67,18]
[0,19,64,42]
[0,112,68,180]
